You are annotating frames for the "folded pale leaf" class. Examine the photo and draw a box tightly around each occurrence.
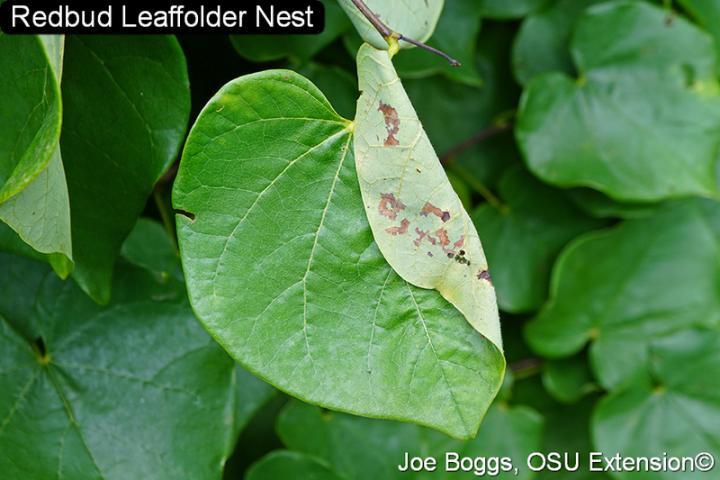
[354,44,502,350]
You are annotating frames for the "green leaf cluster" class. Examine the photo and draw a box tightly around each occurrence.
[0,34,191,303]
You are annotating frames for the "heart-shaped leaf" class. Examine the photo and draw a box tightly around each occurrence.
[61,36,190,303]
[0,250,268,480]
[338,0,443,50]
[525,199,720,389]
[593,329,720,480]
[472,167,605,313]
[274,400,543,480]
[516,1,720,202]
[173,69,504,439]
[354,44,502,349]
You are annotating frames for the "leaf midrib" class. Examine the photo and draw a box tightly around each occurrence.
[301,134,354,369]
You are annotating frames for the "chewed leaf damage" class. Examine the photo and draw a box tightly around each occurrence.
[381,193,472,261]
[378,193,405,220]
[421,202,450,222]
[378,101,400,146]
[386,218,410,235]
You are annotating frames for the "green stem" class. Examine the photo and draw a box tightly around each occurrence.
[154,188,178,255]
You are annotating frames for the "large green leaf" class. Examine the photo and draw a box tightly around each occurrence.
[0,33,61,203]
[512,0,601,85]
[0,36,72,267]
[354,44,502,349]
[337,0,443,50]
[276,400,543,480]
[472,167,605,313]
[0,252,259,480]
[516,1,720,202]
[231,0,350,63]
[525,200,720,389]
[593,329,720,480]
[173,69,504,439]
[60,36,190,303]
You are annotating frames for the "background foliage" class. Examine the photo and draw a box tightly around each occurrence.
[1,0,720,478]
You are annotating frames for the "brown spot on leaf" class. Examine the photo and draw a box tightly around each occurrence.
[378,193,405,220]
[427,252,433,257]
[455,238,465,250]
[386,218,409,236]
[414,228,427,247]
[421,202,450,223]
[436,228,450,249]
[477,270,493,284]
[378,101,400,146]
[414,228,437,247]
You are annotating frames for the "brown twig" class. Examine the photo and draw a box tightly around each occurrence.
[349,0,461,67]
[509,357,543,379]
[349,0,392,37]
[159,161,179,185]
[440,123,513,165]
